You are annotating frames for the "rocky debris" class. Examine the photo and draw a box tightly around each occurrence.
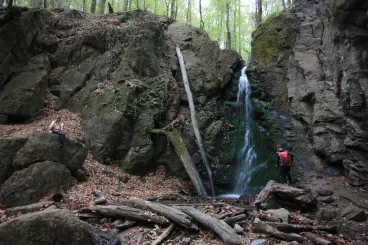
[250,239,268,245]
[264,208,291,223]
[0,54,50,123]
[255,180,317,211]
[0,161,74,208]
[12,132,88,172]
[341,204,367,222]
[0,209,98,245]
[319,196,335,204]
[316,207,338,221]
[316,189,333,196]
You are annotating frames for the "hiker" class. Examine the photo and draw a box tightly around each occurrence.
[276,145,293,185]
[49,116,66,146]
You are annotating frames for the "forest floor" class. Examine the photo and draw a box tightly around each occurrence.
[1,91,368,244]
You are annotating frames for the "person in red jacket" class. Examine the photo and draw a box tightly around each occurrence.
[276,145,293,185]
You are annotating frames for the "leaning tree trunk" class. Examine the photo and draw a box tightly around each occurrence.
[151,129,207,196]
[99,0,106,14]
[91,0,96,13]
[176,47,215,196]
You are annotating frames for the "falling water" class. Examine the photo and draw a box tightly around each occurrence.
[232,67,266,196]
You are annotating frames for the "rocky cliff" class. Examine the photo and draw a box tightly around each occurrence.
[249,0,368,186]
[0,8,241,191]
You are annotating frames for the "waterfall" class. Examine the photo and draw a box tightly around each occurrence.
[232,67,266,196]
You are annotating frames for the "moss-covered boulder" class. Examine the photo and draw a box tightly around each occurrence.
[0,209,98,245]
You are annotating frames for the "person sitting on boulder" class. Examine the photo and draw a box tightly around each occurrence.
[49,116,66,146]
[276,145,293,185]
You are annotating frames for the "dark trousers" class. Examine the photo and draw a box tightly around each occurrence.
[280,166,292,185]
[52,130,66,146]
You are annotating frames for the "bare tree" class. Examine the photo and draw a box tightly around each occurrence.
[82,0,86,11]
[91,0,96,13]
[99,0,106,13]
[225,0,231,49]
[123,0,128,11]
[255,0,262,29]
[199,0,204,29]
[281,0,285,9]
[170,0,176,19]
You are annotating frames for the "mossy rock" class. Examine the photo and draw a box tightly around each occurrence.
[251,11,298,68]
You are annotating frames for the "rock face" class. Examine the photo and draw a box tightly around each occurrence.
[0,209,98,245]
[0,54,50,123]
[249,0,368,186]
[0,161,74,207]
[0,8,241,182]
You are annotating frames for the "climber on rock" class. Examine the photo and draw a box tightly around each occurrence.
[276,145,293,185]
[49,116,67,146]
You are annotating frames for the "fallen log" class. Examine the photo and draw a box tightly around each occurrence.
[178,206,245,245]
[4,202,53,216]
[76,212,104,219]
[176,46,215,196]
[129,198,198,230]
[263,221,338,233]
[304,232,333,245]
[79,205,169,225]
[115,220,136,230]
[152,223,175,245]
[223,214,248,225]
[252,219,304,243]
[92,189,107,205]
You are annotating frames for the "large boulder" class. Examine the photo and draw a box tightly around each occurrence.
[340,204,367,222]
[0,161,74,208]
[0,54,50,123]
[254,180,317,211]
[0,136,28,184]
[0,209,98,245]
[12,133,88,172]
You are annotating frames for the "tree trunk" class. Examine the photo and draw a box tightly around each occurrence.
[178,206,245,245]
[91,0,96,13]
[99,0,106,14]
[262,221,338,233]
[152,224,175,245]
[129,198,198,230]
[4,202,53,216]
[151,129,207,196]
[7,0,12,8]
[154,0,157,13]
[136,0,139,9]
[128,0,131,10]
[281,0,285,9]
[165,0,169,16]
[176,47,215,196]
[108,2,114,13]
[304,232,333,245]
[256,0,262,29]
[237,0,241,55]
[186,0,191,24]
[233,0,236,50]
[143,0,145,10]
[287,0,291,8]
[57,0,62,8]
[252,220,305,243]
[50,0,54,8]
[0,0,4,7]
[82,0,86,11]
[123,0,128,11]
[225,0,231,49]
[199,0,204,29]
[223,214,247,225]
[79,205,169,225]
[44,0,47,8]
[170,0,175,19]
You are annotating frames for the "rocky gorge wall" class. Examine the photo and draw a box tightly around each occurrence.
[249,0,368,186]
[0,8,242,193]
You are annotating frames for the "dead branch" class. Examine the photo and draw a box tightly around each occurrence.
[129,198,198,230]
[4,202,53,216]
[223,214,248,225]
[252,220,305,243]
[304,232,333,245]
[178,206,245,245]
[152,223,175,245]
[92,189,107,205]
[79,205,169,225]
[115,220,136,230]
[263,221,338,233]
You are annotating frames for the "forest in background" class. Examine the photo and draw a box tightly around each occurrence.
[0,0,292,61]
